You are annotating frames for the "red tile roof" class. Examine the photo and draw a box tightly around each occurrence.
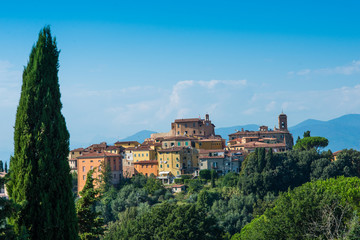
[133,160,158,164]
[174,118,202,123]
[77,152,121,159]
[158,147,187,153]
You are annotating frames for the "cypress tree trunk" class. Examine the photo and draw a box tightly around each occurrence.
[7,26,78,240]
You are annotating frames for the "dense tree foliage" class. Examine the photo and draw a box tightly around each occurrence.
[104,202,223,240]
[294,136,329,151]
[76,170,104,240]
[96,174,171,224]
[236,177,360,240]
[0,175,19,239]
[199,169,211,180]
[7,26,77,239]
[238,148,360,198]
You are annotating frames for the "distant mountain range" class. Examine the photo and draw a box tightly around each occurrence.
[120,130,157,143]
[289,114,360,151]
[119,114,360,152]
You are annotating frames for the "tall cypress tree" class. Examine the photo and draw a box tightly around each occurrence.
[7,26,78,239]
[76,170,104,240]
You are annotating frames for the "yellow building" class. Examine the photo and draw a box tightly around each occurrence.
[104,145,123,154]
[114,141,140,149]
[195,138,225,150]
[133,147,156,162]
[161,136,195,149]
[157,147,198,183]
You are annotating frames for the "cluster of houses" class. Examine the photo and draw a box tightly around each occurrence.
[70,113,294,193]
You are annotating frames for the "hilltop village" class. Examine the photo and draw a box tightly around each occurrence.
[70,113,293,192]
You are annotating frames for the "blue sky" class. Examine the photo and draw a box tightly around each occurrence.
[1,1,360,161]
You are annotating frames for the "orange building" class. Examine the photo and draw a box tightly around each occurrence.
[132,147,158,177]
[77,152,122,193]
[134,160,158,177]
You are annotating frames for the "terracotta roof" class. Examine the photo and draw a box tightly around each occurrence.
[133,160,158,164]
[199,155,225,159]
[229,130,289,136]
[199,149,225,154]
[198,138,224,142]
[231,142,286,148]
[70,148,84,152]
[171,184,185,188]
[163,136,195,141]
[114,141,140,145]
[106,145,123,150]
[77,152,121,159]
[333,150,342,156]
[174,118,203,123]
[132,147,153,151]
[158,147,187,153]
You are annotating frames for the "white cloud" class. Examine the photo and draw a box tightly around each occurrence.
[297,69,311,75]
[292,60,360,76]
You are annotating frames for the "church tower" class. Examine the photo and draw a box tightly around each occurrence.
[278,113,288,131]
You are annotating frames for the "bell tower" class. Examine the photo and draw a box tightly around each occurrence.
[278,113,287,131]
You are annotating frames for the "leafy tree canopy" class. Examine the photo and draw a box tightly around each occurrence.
[294,136,329,151]
[237,177,360,240]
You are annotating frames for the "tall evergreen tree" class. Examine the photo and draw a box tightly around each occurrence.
[6,26,78,239]
[76,170,104,240]
[4,162,7,173]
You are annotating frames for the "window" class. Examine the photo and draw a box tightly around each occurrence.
[142,154,144,157]
[177,171,180,175]
[167,164,169,168]
[83,175,85,180]
[176,164,179,168]
[82,166,85,172]
[193,130,196,134]
[178,142,181,146]
[185,123,187,128]
[134,154,136,157]
[90,160,93,162]
[177,131,180,135]
[99,166,101,171]
[185,142,188,146]
[146,153,148,156]
[114,174,116,178]
[193,123,195,127]
[90,166,93,170]
[160,164,163,168]
[185,131,188,134]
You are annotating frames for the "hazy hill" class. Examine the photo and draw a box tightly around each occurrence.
[289,114,360,151]
[120,130,157,143]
